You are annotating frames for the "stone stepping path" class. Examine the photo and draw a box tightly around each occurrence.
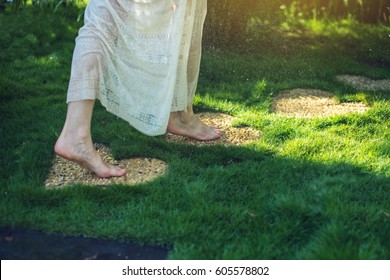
[46,113,261,188]
[272,88,369,117]
[272,74,389,117]
[336,75,390,92]
[46,75,387,187]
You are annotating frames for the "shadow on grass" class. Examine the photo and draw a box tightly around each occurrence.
[0,227,169,260]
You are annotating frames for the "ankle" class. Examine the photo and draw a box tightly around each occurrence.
[63,124,90,139]
[171,111,194,124]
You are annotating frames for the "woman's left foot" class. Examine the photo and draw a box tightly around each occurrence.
[167,112,222,141]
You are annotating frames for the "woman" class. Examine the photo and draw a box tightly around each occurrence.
[54,0,221,178]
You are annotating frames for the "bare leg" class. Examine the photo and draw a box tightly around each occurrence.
[54,100,126,178]
[167,105,221,141]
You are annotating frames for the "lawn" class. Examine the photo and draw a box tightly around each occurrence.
[0,5,389,259]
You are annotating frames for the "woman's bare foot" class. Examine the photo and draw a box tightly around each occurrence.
[168,111,222,141]
[55,100,125,178]
[54,131,126,178]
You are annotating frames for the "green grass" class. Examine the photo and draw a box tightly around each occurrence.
[0,7,389,260]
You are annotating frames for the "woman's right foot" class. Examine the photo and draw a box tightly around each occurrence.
[54,132,126,178]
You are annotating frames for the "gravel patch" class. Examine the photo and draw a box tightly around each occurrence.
[336,75,390,91]
[45,144,168,189]
[272,88,369,117]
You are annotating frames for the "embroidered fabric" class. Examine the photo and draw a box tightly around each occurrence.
[66,0,207,136]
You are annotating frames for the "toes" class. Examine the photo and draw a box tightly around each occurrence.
[112,167,126,177]
[99,166,126,178]
[201,127,222,141]
[212,127,222,138]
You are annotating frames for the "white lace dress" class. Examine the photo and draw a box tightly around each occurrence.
[67,0,207,136]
